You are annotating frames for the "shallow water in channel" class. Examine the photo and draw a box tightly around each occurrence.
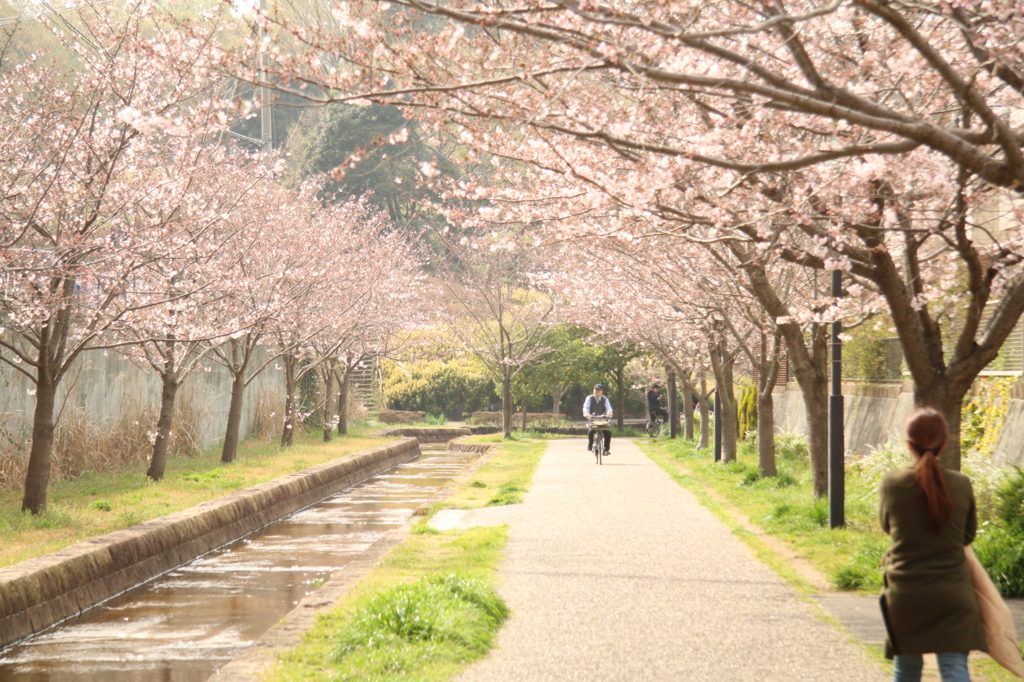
[0,444,478,682]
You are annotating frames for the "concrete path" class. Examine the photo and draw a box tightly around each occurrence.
[459,438,887,682]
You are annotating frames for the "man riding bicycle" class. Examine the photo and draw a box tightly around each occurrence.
[647,384,669,423]
[583,384,613,456]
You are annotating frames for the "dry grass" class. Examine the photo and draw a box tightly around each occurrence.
[0,391,207,491]
[254,387,282,440]
[0,426,393,568]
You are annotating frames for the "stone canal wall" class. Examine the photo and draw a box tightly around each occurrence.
[446,438,496,454]
[0,438,421,649]
[374,427,472,442]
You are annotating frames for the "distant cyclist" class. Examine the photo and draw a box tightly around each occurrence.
[647,384,669,424]
[583,384,613,456]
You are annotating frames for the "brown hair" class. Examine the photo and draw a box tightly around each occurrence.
[904,407,954,530]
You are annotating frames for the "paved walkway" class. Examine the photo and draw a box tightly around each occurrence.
[458,438,887,682]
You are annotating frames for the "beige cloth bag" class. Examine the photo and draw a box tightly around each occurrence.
[965,545,1024,677]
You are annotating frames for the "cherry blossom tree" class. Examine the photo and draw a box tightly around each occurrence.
[0,8,234,512]
[434,237,556,438]
[200,0,1024,471]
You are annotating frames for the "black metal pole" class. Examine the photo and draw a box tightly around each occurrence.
[668,370,679,439]
[713,387,722,463]
[829,269,845,529]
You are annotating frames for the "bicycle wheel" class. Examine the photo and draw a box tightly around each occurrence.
[646,420,661,437]
[594,436,603,465]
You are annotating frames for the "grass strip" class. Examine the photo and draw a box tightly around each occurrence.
[446,438,545,510]
[264,437,547,681]
[0,426,390,568]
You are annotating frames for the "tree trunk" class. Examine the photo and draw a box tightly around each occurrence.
[22,372,58,515]
[756,332,782,478]
[221,370,247,463]
[757,387,777,477]
[710,344,738,464]
[697,378,710,450]
[681,374,695,441]
[550,387,567,418]
[502,373,513,438]
[791,327,829,498]
[323,365,336,442]
[914,381,970,470]
[148,373,180,481]
[743,262,830,496]
[615,367,625,430]
[337,368,351,436]
[281,354,298,447]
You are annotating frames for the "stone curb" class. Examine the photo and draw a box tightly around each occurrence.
[0,437,421,650]
[372,427,471,442]
[446,436,497,454]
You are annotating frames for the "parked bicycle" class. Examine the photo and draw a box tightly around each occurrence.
[645,413,663,438]
[588,416,611,465]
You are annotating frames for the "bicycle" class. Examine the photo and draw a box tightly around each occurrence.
[588,416,610,465]
[645,413,663,438]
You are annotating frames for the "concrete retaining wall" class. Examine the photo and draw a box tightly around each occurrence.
[0,438,420,649]
[374,428,472,443]
[773,383,914,456]
[0,346,285,449]
[994,399,1024,467]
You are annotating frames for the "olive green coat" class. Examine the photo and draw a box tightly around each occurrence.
[879,467,985,658]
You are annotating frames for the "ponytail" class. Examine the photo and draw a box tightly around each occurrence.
[905,407,954,530]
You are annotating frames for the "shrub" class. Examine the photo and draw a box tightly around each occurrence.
[775,433,809,462]
[806,498,829,527]
[740,469,761,487]
[425,414,447,426]
[832,539,886,591]
[465,412,567,427]
[973,468,1024,597]
[333,574,508,664]
[382,358,498,420]
[974,524,1024,597]
[487,482,525,506]
[774,471,798,488]
[377,410,427,425]
[737,384,757,441]
[994,467,1024,535]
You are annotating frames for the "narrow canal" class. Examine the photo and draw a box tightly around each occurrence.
[0,444,479,682]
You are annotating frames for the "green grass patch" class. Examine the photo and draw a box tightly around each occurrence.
[445,440,544,510]
[267,524,510,682]
[0,427,391,568]
[486,482,525,506]
[331,574,508,677]
[638,435,889,593]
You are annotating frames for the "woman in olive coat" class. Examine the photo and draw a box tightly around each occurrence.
[879,407,986,682]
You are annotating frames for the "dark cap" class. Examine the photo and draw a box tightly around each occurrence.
[594,384,604,391]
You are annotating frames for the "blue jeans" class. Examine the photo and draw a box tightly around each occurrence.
[893,652,970,682]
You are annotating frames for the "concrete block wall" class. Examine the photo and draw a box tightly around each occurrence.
[773,383,913,457]
[774,380,1024,465]
[0,347,285,449]
[0,438,420,649]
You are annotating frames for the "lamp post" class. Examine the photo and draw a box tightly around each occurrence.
[713,387,722,463]
[668,369,679,439]
[829,269,845,529]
